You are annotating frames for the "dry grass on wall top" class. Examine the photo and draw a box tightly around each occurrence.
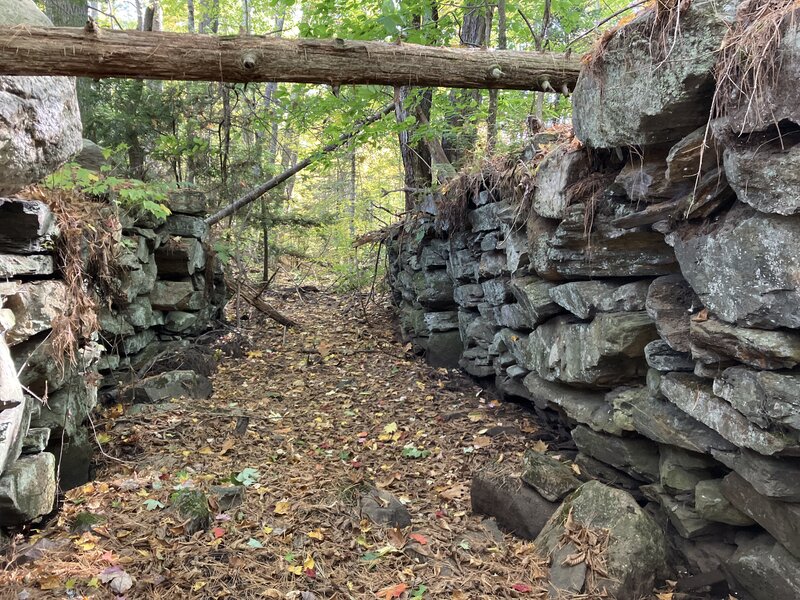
[713,0,799,125]
[434,125,576,234]
[22,187,123,370]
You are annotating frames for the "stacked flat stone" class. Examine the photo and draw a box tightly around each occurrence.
[389,2,800,597]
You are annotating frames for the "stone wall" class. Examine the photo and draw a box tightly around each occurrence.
[389,3,800,598]
[0,0,224,529]
[0,192,224,526]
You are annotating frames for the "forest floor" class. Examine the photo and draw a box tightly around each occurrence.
[1,290,657,599]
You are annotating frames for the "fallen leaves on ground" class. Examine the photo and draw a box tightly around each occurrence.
[0,290,605,599]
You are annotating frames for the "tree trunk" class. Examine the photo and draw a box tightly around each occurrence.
[0,25,580,92]
[487,0,506,153]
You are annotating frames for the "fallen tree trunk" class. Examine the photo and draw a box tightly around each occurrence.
[206,102,396,225]
[226,275,298,328]
[0,24,581,92]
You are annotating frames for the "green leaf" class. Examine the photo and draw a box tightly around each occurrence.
[143,499,165,511]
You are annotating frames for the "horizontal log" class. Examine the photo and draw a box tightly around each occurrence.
[0,24,581,92]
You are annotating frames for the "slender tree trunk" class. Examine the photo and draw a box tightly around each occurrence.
[487,0,506,153]
[206,102,396,225]
[187,0,195,32]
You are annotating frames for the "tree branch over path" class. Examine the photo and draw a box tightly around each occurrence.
[205,102,396,225]
[0,24,581,92]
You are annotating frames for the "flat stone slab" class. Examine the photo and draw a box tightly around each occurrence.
[722,472,800,561]
[471,467,557,540]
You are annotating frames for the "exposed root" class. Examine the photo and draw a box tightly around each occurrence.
[713,0,799,130]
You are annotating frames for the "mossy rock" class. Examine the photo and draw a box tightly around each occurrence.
[171,489,210,534]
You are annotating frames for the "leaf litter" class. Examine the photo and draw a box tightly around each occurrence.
[1,291,624,599]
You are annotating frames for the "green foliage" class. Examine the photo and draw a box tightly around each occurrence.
[44,162,173,221]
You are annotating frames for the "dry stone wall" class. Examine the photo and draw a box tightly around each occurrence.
[390,3,800,598]
[0,0,224,530]
[0,192,224,527]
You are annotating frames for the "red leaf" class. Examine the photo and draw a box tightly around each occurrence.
[350,460,363,468]
[512,583,532,593]
[409,533,428,545]
[212,527,225,539]
[304,568,316,579]
[377,583,408,600]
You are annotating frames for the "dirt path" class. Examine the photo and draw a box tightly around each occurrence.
[1,291,560,599]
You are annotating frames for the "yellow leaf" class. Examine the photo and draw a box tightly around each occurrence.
[467,412,483,423]
[287,564,302,575]
[303,555,315,570]
[307,529,324,541]
[97,433,111,444]
[198,446,214,455]
[383,422,398,434]
[656,594,673,600]
[531,440,548,453]
[192,581,207,592]
[247,350,263,359]
[274,500,291,515]
[571,463,582,475]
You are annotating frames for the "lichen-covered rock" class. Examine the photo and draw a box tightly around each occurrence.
[521,451,581,502]
[535,481,668,600]
[712,448,800,502]
[150,280,203,311]
[724,132,800,215]
[508,276,561,326]
[523,374,634,435]
[646,274,701,352]
[722,472,800,560]
[628,392,735,455]
[0,10,81,193]
[713,366,800,432]
[165,189,208,216]
[572,0,733,147]
[726,534,800,600]
[531,145,590,218]
[690,316,800,370]
[0,280,67,345]
[669,203,800,329]
[548,280,650,320]
[546,202,679,278]
[661,373,796,456]
[0,452,56,525]
[526,312,657,388]
[695,479,754,526]
[659,446,717,494]
[0,254,53,278]
[571,425,660,482]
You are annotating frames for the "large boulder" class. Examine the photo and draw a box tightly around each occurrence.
[535,481,668,600]
[0,0,82,195]
[572,0,733,147]
[668,203,800,329]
